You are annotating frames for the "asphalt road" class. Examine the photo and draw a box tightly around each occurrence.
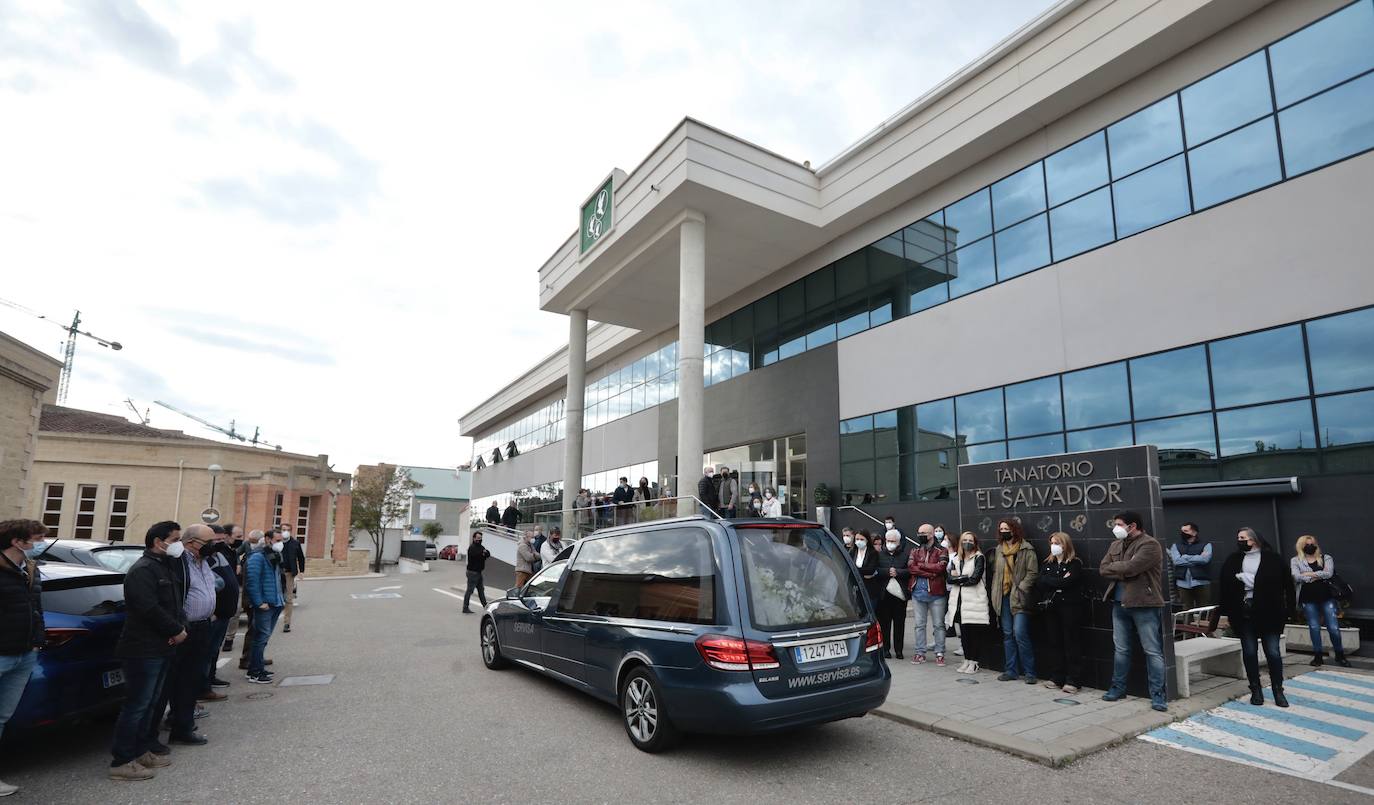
[7,561,1368,804]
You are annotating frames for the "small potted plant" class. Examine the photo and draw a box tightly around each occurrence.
[813,483,834,529]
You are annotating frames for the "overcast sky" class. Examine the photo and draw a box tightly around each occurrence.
[0,0,1053,473]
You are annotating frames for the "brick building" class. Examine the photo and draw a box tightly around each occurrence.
[30,405,353,562]
[0,331,62,520]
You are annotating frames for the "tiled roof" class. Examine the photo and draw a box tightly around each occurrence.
[39,405,210,442]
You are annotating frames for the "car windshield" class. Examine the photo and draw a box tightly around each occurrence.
[736,527,865,631]
[92,548,142,573]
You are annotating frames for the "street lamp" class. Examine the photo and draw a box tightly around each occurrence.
[208,464,222,508]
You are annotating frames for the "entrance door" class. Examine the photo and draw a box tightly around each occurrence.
[783,434,807,518]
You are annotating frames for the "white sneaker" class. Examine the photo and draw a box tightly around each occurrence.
[0,779,16,797]
[953,647,964,655]
[968,661,980,674]
[960,660,974,673]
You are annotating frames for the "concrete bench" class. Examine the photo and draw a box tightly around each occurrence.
[1174,636,1243,698]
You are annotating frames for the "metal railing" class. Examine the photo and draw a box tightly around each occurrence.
[833,505,922,548]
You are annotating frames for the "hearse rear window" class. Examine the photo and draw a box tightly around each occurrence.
[736,527,865,631]
[558,529,716,624]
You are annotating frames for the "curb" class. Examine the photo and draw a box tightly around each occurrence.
[872,676,1254,767]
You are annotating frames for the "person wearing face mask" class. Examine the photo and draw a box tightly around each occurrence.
[1034,532,1086,694]
[747,483,763,516]
[1169,522,1212,611]
[934,525,951,552]
[515,531,539,588]
[1211,528,1294,707]
[908,523,949,666]
[718,467,740,518]
[0,521,48,796]
[202,525,239,691]
[1100,511,1167,712]
[840,527,856,553]
[244,530,287,684]
[633,477,655,518]
[990,518,1039,684]
[876,529,911,659]
[852,530,881,605]
[762,487,783,518]
[280,527,305,634]
[463,531,492,614]
[216,524,244,653]
[946,531,991,675]
[1291,535,1350,668]
[237,529,266,670]
[160,524,218,745]
[540,527,567,565]
[880,516,902,544]
[109,521,187,782]
[697,466,721,516]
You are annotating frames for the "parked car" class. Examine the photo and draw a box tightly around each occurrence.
[480,517,890,752]
[439,545,459,561]
[35,539,143,574]
[9,563,127,731]
[424,542,439,561]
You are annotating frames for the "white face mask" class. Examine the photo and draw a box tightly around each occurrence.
[885,540,899,550]
[843,535,853,547]
[884,521,894,529]
[164,541,185,559]
[934,529,944,540]
[1050,543,1064,557]
[272,541,285,554]
[941,538,951,550]
[765,491,773,498]
[1112,525,1129,540]
[855,541,867,550]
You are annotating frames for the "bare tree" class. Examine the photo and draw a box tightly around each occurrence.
[351,464,420,574]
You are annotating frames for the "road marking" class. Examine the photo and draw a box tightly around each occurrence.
[1140,669,1374,797]
[349,592,401,599]
[432,588,464,601]
[372,585,402,592]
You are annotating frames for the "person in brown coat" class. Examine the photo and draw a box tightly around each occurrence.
[1099,510,1167,712]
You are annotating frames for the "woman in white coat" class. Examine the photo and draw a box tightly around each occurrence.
[946,531,992,674]
[762,487,783,518]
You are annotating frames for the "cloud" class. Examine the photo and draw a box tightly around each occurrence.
[174,325,337,367]
[144,307,337,367]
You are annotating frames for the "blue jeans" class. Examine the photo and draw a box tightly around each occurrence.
[0,651,37,741]
[912,593,948,656]
[1000,595,1036,678]
[1302,599,1345,656]
[249,605,282,675]
[110,656,171,766]
[1109,603,1167,706]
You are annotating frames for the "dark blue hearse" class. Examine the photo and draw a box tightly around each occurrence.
[480,517,890,751]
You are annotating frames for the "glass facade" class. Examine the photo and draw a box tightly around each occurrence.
[839,306,1374,500]
[475,2,1374,472]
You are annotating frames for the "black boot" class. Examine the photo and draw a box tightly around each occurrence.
[1310,653,1324,667]
[1249,685,1264,706]
[1336,653,1353,668]
[1273,685,1289,708]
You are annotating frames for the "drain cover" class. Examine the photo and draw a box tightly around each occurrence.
[279,674,335,686]
[246,692,274,700]
[1053,697,1082,705]
[956,677,980,685]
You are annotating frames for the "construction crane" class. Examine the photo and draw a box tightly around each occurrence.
[124,398,150,425]
[0,298,123,403]
[153,400,282,451]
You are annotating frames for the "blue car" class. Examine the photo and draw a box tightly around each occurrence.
[480,517,890,752]
[9,563,126,731]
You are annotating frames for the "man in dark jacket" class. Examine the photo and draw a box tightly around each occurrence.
[109,521,186,781]
[462,531,490,614]
[612,477,634,525]
[1100,510,1167,712]
[485,502,500,526]
[201,525,240,695]
[0,520,47,797]
[280,529,306,634]
[697,466,720,516]
[501,503,520,529]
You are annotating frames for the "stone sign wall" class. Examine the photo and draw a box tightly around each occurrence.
[958,445,1174,699]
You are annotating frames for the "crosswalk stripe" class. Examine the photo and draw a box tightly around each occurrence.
[1191,712,1338,760]
[1271,689,1374,723]
[1221,701,1367,742]
[1287,679,1374,707]
[1141,727,1273,767]
[1299,673,1374,698]
[1309,671,1374,692]
[1164,719,1323,773]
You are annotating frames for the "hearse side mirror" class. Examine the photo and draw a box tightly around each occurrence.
[505,587,522,599]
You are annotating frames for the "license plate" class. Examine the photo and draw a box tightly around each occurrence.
[793,639,848,665]
[102,669,125,688]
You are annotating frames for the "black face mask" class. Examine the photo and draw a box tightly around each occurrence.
[1302,544,1318,556]
[1237,540,1250,551]
[999,531,1013,541]
[961,542,975,551]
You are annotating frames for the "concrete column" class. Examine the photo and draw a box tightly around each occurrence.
[561,308,588,536]
[676,215,706,515]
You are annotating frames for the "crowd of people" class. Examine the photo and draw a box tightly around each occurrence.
[845,512,1354,714]
[0,517,306,790]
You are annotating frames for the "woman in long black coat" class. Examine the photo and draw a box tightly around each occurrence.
[1212,527,1295,707]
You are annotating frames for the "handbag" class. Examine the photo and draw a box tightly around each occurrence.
[886,577,905,599]
[1327,574,1354,603]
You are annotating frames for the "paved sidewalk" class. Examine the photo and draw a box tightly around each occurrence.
[872,635,1312,767]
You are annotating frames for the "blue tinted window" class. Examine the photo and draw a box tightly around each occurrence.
[1005,376,1062,437]
[1045,132,1109,206]
[1317,390,1374,472]
[778,334,805,361]
[909,256,951,314]
[841,461,876,501]
[1112,155,1190,237]
[1108,96,1184,178]
[1130,346,1212,420]
[1269,0,1374,108]
[806,321,836,350]
[1135,413,1217,460]
[991,162,1046,228]
[1049,187,1114,261]
[1181,52,1274,146]
[1279,71,1374,176]
[916,398,956,448]
[1188,118,1282,209]
[1217,400,1316,456]
[836,309,870,339]
[1062,362,1130,428]
[874,410,899,457]
[947,238,996,299]
[956,388,1005,444]
[963,442,1007,464]
[994,214,1050,280]
[1210,325,1309,408]
[1067,424,1134,452]
[1009,433,1065,459]
[944,189,992,249]
[903,214,947,263]
[1307,307,1374,393]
